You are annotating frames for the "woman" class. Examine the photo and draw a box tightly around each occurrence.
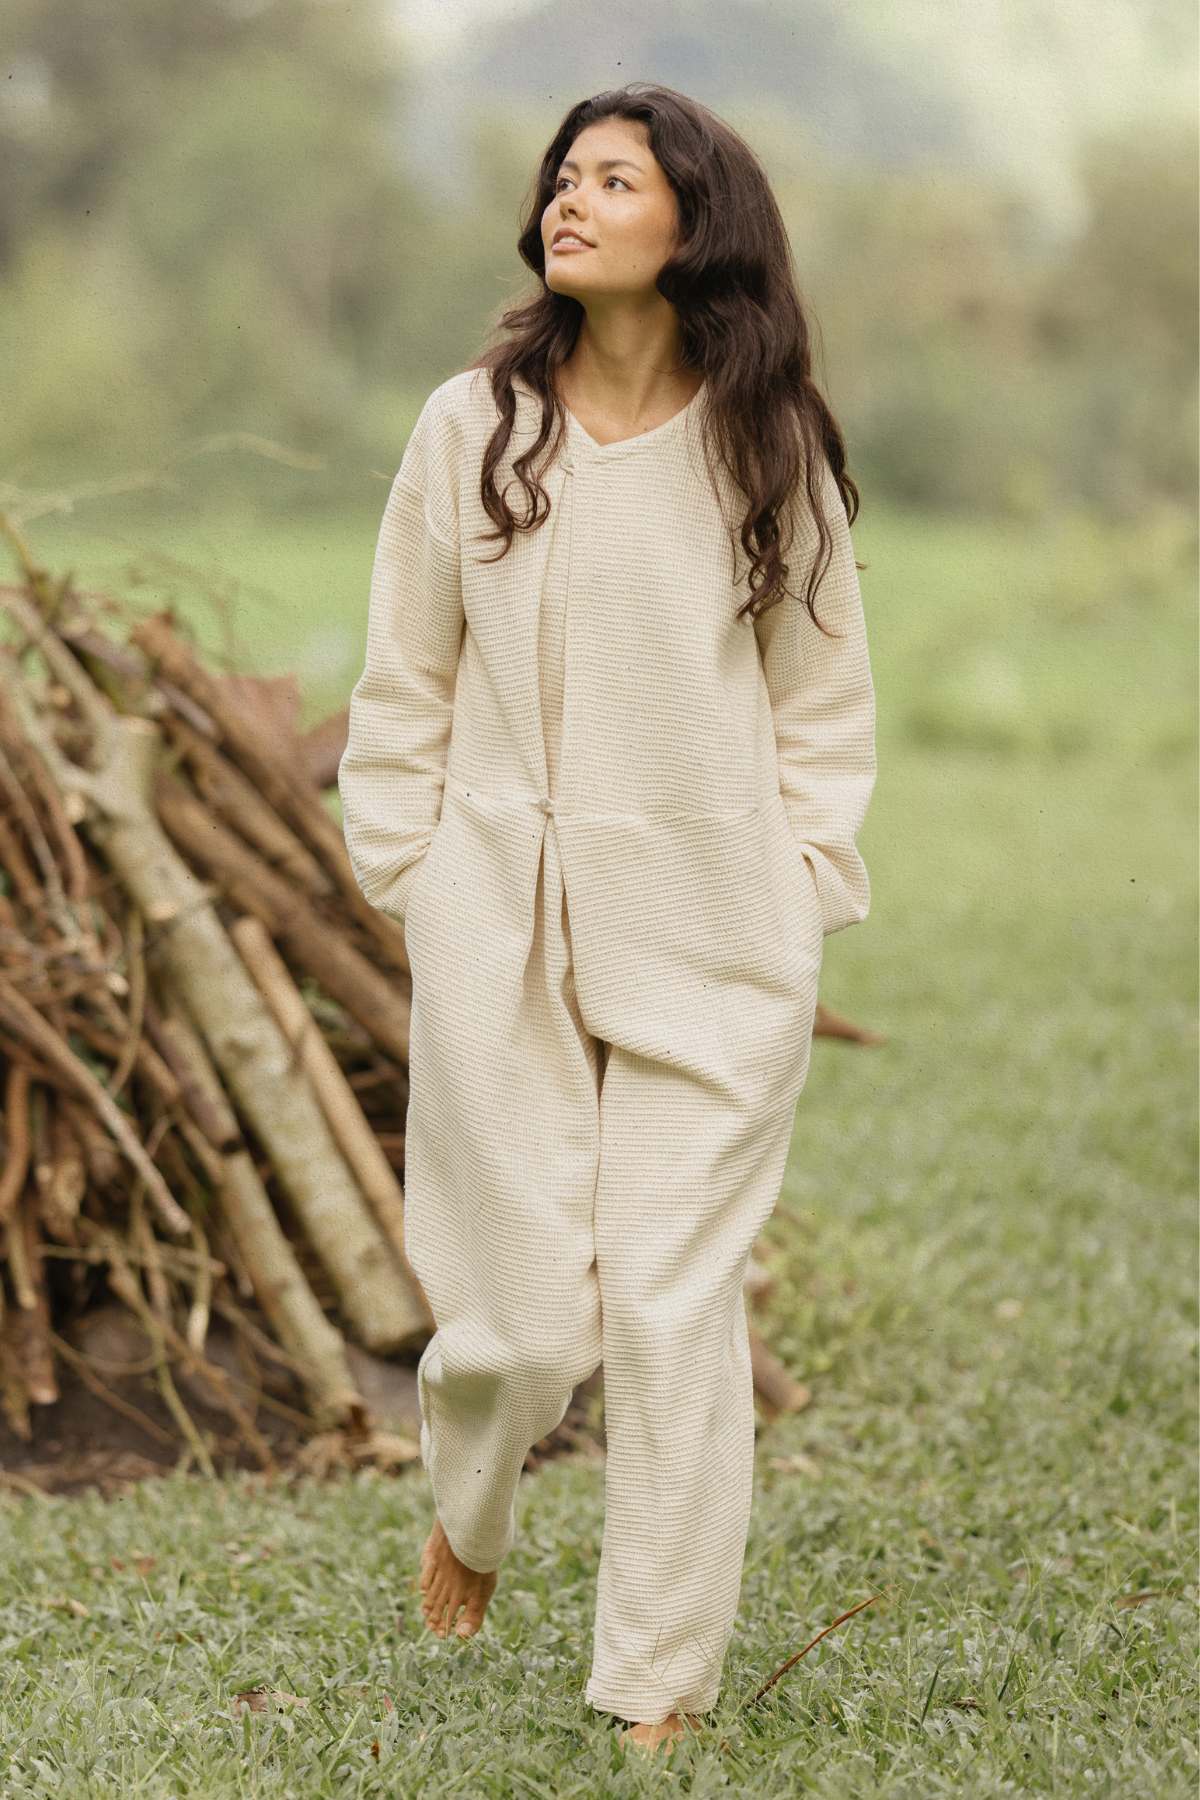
[339,81,877,1756]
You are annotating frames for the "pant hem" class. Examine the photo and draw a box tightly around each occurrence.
[444,1542,507,1575]
[585,1683,718,1727]
[437,1516,510,1575]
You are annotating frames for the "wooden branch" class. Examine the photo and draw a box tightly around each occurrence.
[0,1061,32,1225]
[0,976,190,1236]
[8,1194,57,1404]
[59,1094,122,1190]
[2,680,418,1351]
[143,992,241,1152]
[152,969,371,1428]
[230,914,431,1333]
[50,1329,179,1450]
[0,813,39,911]
[92,1225,217,1479]
[163,711,333,899]
[64,1011,184,1115]
[0,682,90,901]
[156,768,415,1069]
[129,614,412,965]
[35,1098,86,1243]
[299,705,350,791]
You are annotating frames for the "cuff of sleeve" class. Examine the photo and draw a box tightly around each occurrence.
[362,845,430,926]
[798,838,874,936]
[789,837,871,938]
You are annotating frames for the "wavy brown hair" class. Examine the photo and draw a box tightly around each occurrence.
[463,80,862,634]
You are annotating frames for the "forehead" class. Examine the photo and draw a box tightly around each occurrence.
[559,122,653,173]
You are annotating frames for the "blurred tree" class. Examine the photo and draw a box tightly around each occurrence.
[1034,117,1199,512]
[0,0,1193,518]
[0,0,437,474]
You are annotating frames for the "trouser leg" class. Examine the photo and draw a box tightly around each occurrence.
[402,823,603,1572]
[583,1050,802,1724]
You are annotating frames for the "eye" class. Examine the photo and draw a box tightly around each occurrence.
[554,175,629,193]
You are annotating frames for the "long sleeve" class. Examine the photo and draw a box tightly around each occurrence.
[754,451,878,937]
[338,394,465,926]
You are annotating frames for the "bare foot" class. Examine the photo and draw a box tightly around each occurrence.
[417,1515,497,1638]
[620,1711,703,1753]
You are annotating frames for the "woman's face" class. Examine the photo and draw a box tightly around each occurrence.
[542,119,681,300]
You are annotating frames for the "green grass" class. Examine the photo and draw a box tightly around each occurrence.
[0,494,1195,1794]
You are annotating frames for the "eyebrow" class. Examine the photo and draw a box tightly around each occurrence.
[558,157,643,174]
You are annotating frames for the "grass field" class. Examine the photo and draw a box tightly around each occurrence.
[1,491,1196,1794]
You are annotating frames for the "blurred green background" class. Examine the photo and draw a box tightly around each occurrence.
[2,0,1196,735]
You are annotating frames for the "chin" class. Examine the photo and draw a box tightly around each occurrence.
[547,269,593,293]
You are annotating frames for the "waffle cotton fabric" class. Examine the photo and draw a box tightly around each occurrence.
[338,368,878,1725]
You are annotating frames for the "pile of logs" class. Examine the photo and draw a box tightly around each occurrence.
[0,535,444,1475]
[0,535,839,1484]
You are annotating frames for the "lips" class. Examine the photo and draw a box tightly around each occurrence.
[552,230,594,248]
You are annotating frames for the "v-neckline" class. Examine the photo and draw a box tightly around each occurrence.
[560,379,708,457]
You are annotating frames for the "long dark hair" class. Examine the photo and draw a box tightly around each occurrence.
[463,80,862,633]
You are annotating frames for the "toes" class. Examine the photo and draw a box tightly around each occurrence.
[417,1527,496,1641]
[430,1582,474,1638]
[424,1575,464,1638]
[440,1595,466,1636]
[455,1595,486,1637]
[422,1578,450,1633]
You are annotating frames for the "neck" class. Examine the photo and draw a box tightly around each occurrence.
[560,316,697,418]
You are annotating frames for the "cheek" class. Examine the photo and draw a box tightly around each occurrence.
[630,194,676,240]
[625,206,678,266]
